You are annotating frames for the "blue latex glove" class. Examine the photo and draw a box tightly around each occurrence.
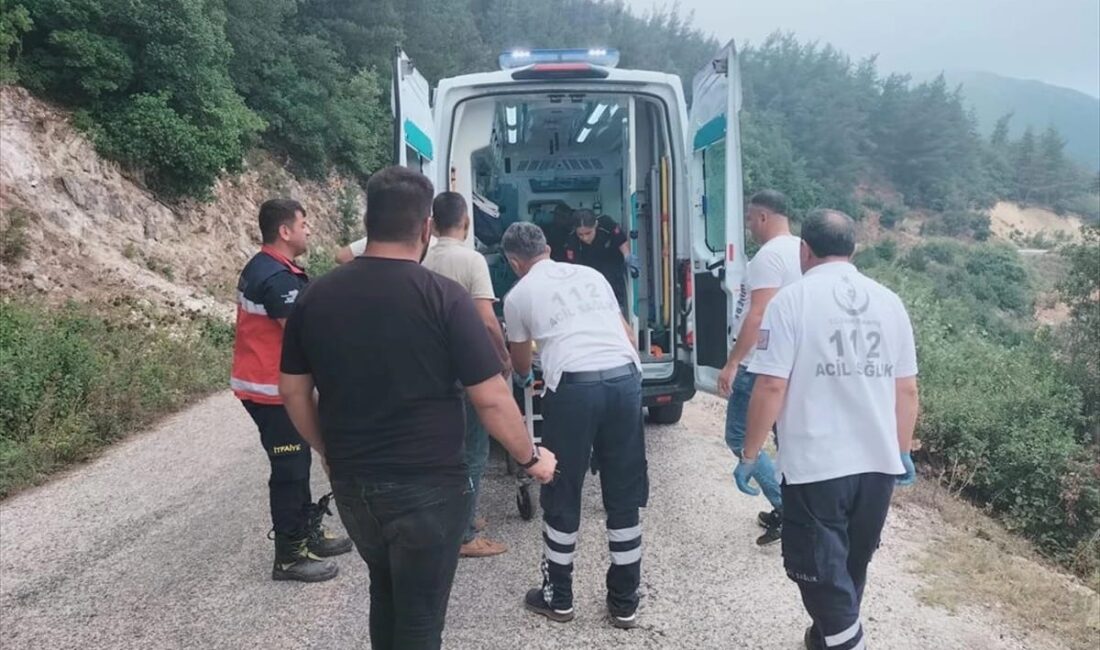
[733,452,765,496]
[625,253,640,279]
[513,370,534,389]
[897,452,916,486]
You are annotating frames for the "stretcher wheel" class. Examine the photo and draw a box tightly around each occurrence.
[517,484,534,521]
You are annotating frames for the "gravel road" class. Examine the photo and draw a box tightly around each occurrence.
[0,392,1060,649]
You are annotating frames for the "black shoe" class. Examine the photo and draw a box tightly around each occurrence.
[756,525,782,547]
[523,588,574,623]
[803,625,824,650]
[307,493,353,557]
[757,509,782,529]
[608,609,637,629]
[272,534,339,582]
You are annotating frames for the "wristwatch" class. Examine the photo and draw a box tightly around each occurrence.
[519,447,541,469]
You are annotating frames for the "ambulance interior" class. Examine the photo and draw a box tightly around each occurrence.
[449,93,677,363]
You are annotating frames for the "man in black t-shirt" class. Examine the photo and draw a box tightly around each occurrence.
[279,166,557,650]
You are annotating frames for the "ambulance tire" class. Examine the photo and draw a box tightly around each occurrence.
[517,484,534,521]
[647,403,683,425]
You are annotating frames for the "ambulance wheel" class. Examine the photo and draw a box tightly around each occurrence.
[517,485,534,521]
[647,403,683,425]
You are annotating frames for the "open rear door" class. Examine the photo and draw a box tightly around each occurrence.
[687,41,746,395]
[391,48,436,188]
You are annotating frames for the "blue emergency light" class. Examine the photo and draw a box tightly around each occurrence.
[499,48,620,70]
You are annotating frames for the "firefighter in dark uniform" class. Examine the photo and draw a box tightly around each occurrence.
[563,209,637,311]
[231,198,352,582]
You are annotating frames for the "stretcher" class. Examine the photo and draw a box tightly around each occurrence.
[505,369,544,521]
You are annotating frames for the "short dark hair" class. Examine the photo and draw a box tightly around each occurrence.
[432,192,468,232]
[749,189,789,217]
[801,209,856,258]
[573,209,597,229]
[258,199,305,244]
[365,166,434,243]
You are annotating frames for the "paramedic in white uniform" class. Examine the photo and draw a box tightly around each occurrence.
[500,222,647,630]
[735,209,919,650]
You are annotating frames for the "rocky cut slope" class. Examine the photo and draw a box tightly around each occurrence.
[0,86,361,320]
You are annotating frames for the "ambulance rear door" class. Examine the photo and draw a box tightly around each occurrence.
[686,41,746,395]
[392,48,436,188]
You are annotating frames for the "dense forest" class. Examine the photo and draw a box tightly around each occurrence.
[1,0,1097,577]
[2,0,1097,216]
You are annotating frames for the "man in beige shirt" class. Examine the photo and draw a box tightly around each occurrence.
[423,192,511,558]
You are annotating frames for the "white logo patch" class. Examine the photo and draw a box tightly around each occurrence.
[282,289,299,304]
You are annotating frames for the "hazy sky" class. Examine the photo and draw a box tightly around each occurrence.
[623,0,1100,97]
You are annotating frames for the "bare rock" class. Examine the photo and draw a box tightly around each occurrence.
[61,176,88,209]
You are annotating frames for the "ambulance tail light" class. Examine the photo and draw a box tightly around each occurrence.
[655,394,673,405]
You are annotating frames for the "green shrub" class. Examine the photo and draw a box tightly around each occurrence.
[0,208,31,264]
[920,210,992,241]
[0,300,231,495]
[869,264,1099,575]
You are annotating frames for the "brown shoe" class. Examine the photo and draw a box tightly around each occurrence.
[474,516,488,532]
[460,537,508,558]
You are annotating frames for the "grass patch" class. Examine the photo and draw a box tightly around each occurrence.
[0,299,232,497]
[898,481,1100,650]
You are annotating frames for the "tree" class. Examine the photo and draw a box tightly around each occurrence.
[1058,224,1100,439]
[0,0,32,82]
[17,0,263,197]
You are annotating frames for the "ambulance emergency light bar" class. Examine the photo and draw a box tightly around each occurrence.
[499,48,620,70]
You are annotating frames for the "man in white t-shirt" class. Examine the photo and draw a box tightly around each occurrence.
[718,190,802,546]
[735,209,920,650]
[501,222,647,631]
[422,192,511,559]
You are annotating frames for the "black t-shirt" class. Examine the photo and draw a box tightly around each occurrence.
[564,216,629,301]
[280,257,502,482]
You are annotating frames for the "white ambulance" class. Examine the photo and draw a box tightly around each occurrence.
[391,44,747,424]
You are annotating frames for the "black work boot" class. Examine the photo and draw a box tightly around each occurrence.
[524,588,575,623]
[272,533,339,582]
[306,493,353,557]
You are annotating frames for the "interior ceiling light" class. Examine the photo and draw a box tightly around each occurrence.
[576,127,592,143]
[586,103,608,125]
[507,128,518,144]
[505,106,517,127]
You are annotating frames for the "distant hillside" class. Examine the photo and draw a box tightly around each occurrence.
[932,70,1100,171]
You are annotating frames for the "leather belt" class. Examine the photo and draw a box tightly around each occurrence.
[560,363,638,385]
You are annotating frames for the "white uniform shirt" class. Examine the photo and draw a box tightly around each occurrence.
[747,261,918,485]
[504,259,640,392]
[731,235,802,367]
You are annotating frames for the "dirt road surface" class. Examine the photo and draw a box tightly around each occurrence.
[0,393,1064,649]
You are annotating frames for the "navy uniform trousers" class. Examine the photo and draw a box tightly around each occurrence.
[538,363,648,616]
[782,472,895,650]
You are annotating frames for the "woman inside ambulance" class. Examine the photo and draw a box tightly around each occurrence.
[562,209,636,313]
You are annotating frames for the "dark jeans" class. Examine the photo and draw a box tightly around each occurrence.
[462,394,490,543]
[332,477,470,650]
[539,364,648,615]
[782,473,894,650]
[241,401,312,539]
